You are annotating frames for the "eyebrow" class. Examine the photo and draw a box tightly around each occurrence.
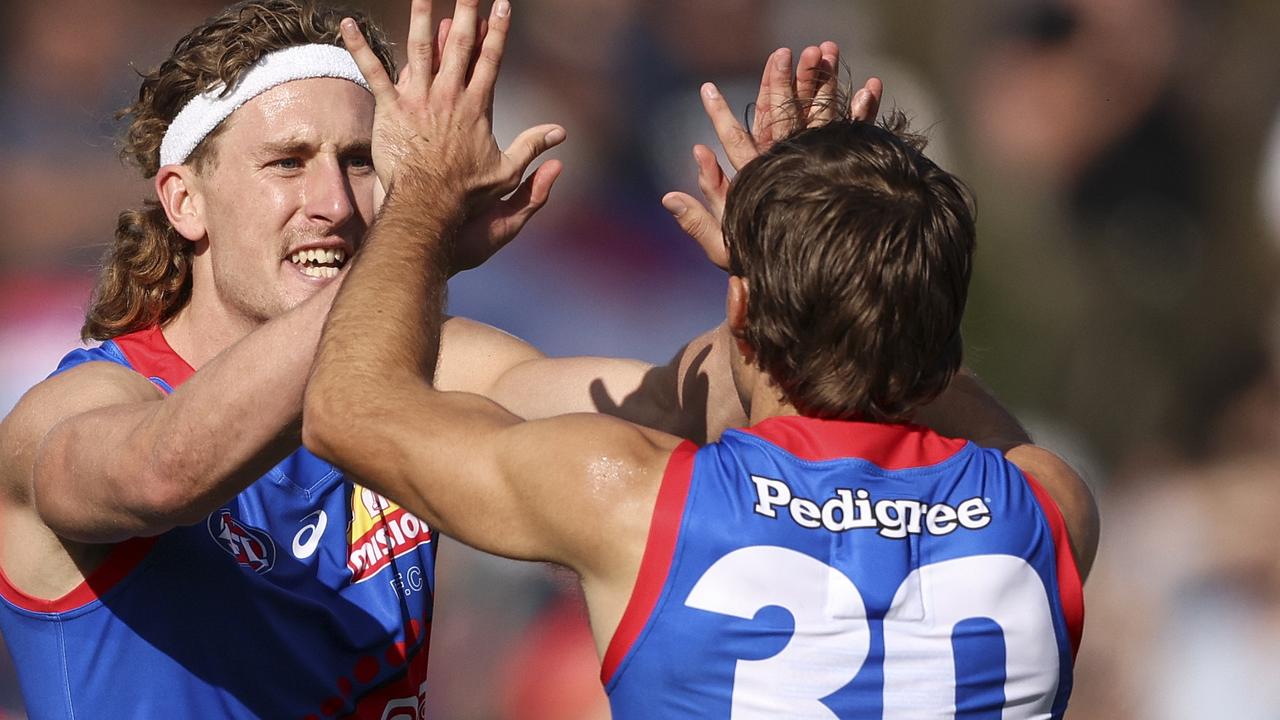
[255,139,373,158]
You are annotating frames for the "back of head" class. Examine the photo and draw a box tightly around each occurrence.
[723,110,976,422]
[83,0,395,341]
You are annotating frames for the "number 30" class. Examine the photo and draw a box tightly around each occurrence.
[686,546,1060,719]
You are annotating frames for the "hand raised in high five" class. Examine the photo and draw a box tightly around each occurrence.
[663,43,883,270]
[341,0,566,272]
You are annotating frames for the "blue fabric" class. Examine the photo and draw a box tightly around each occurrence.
[607,419,1075,719]
[0,341,438,719]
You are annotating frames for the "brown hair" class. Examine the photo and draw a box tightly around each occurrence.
[83,0,396,341]
[722,109,976,422]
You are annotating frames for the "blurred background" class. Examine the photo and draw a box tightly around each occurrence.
[2,0,1279,717]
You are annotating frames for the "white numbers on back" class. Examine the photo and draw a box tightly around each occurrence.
[686,546,1060,719]
[686,547,870,719]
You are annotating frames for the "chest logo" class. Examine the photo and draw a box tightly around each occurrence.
[292,510,329,560]
[348,486,432,584]
[208,509,277,574]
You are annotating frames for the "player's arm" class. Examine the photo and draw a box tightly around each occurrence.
[435,318,742,443]
[305,0,672,572]
[311,374,675,568]
[1,283,340,544]
[913,370,1100,579]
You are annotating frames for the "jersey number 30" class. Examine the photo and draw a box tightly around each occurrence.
[685,546,1060,719]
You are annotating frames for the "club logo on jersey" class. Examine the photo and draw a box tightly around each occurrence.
[348,485,432,583]
[208,509,276,573]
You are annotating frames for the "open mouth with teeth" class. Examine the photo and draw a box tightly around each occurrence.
[289,248,347,279]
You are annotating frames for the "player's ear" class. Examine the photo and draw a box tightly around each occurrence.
[726,275,755,363]
[155,165,207,242]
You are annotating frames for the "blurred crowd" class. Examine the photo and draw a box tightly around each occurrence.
[2,0,1279,718]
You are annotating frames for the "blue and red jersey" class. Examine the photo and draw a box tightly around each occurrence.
[603,416,1083,719]
[0,327,437,719]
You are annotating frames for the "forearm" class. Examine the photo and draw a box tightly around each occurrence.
[911,369,1032,451]
[36,283,339,541]
[305,171,465,470]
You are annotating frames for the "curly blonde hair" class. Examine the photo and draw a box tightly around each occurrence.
[83,0,395,341]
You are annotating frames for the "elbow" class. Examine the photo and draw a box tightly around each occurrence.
[131,460,207,530]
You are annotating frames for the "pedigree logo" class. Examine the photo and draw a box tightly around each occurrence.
[750,474,992,539]
[348,486,432,584]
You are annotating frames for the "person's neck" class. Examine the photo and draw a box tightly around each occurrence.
[744,371,803,426]
[161,293,262,370]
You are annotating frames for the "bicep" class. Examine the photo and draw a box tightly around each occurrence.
[434,316,545,397]
[485,355,659,421]
[456,322,745,442]
[436,314,664,421]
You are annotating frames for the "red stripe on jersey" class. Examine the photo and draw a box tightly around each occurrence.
[740,416,968,468]
[114,325,196,389]
[1024,472,1084,659]
[600,441,698,685]
[0,536,157,613]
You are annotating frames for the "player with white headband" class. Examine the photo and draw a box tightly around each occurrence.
[0,0,784,715]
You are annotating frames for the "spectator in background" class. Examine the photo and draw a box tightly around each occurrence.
[1065,91,1280,720]
[944,0,1276,471]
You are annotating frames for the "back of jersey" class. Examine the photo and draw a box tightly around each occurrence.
[602,416,1082,720]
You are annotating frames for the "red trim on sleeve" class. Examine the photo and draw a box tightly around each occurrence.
[741,416,968,469]
[114,325,196,389]
[599,441,699,685]
[1023,473,1085,659]
[0,536,158,613]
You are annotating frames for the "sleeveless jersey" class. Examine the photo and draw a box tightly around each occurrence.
[602,415,1083,719]
[0,327,437,719]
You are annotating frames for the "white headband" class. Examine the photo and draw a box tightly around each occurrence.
[158,44,371,167]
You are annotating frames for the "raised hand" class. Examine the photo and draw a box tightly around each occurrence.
[662,42,883,270]
[342,0,566,272]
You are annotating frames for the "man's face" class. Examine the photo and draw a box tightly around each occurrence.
[194,77,375,323]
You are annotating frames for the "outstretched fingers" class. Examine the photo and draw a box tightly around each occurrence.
[662,192,729,271]
[496,159,563,232]
[693,144,729,219]
[503,124,568,183]
[752,48,795,150]
[434,17,452,74]
[471,0,511,102]
[795,46,823,106]
[402,0,435,91]
[750,50,773,141]
[341,18,398,103]
[809,41,842,125]
[701,83,759,170]
[851,76,883,123]
[437,0,481,90]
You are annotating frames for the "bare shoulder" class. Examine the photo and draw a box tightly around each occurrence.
[497,412,684,570]
[504,411,684,481]
[1004,444,1100,580]
[1,361,160,505]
